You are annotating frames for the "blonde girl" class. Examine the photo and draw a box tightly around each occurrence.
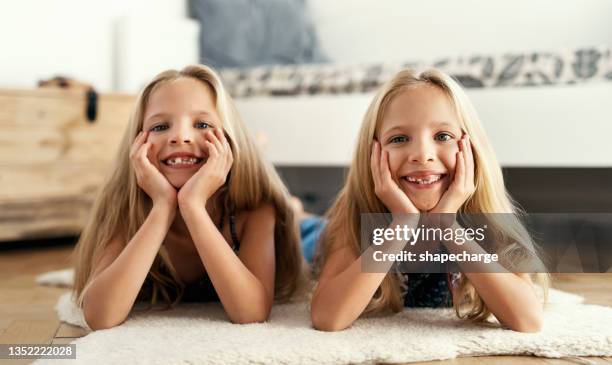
[73,65,305,330]
[310,68,548,332]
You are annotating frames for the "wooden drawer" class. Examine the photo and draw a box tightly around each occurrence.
[0,88,135,241]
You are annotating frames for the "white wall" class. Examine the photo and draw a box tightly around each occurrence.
[4,0,612,91]
[0,0,191,92]
[310,0,612,63]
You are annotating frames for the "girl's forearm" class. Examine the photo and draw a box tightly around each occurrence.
[311,255,388,331]
[181,207,271,324]
[311,216,419,331]
[442,223,543,332]
[461,272,543,332]
[82,203,174,330]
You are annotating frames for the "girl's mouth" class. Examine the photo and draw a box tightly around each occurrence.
[162,157,204,169]
[401,174,447,190]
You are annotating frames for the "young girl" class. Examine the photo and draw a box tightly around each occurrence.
[73,65,305,330]
[310,68,548,333]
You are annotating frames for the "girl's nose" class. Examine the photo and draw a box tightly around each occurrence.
[170,122,193,144]
[409,139,435,163]
[170,137,192,144]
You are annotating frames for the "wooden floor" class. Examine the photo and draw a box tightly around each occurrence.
[0,244,610,365]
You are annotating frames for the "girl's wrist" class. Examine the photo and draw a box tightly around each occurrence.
[178,199,208,218]
[150,201,176,228]
[153,197,176,211]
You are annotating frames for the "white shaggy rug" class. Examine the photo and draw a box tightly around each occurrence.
[36,269,612,364]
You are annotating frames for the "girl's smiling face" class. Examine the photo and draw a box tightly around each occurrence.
[142,77,221,188]
[378,84,463,212]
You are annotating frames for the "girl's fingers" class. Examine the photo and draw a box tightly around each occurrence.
[215,128,228,149]
[381,148,392,181]
[138,141,154,168]
[209,128,224,151]
[216,128,232,165]
[203,129,216,143]
[455,149,465,188]
[144,142,157,166]
[132,142,148,178]
[205,130,226,167]
[130,131,146,158]
[204,141,219,159]
[371,142,381,184]
[370,142,378,172]
[453,136,463,186]
[464,136,475,189]
[460,137,470,189]
[212,132,231,174]
[203,132,216,153]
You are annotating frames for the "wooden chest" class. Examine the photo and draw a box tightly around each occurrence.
[0,88,136,241]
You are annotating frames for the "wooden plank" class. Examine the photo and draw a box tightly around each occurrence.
[0,246,73,276]
[0,165,107,201]
[0,88,136,241]
[552,273,612,306]
[0,320,59,344]
[0,320,12,334]
[0,89,133,164]
[55,323,88,338]
[0,127,122,165]
[0,321,61,365]
[51,337,76,345]
[0,357,33,365]
[0,194,95,241]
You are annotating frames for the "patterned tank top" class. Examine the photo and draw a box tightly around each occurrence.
[402,272,462,308]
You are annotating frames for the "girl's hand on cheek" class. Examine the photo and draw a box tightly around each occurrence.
[371,141,419,215]
[130,131,178,210]
[430,135,475,215]
[178,128,233,211]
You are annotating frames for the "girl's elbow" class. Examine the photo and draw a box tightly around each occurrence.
[82,302,126,331]
[311,314,346,332]
[231,314,267,325]
[506,309,544,333]
[88,319,121,331]
[84,309,125,331]
[310,304,349,332]
[229,306,271,324]
[511,316,543,333]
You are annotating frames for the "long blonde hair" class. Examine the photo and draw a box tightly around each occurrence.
[318,68,548,321]
[73,64,306,308]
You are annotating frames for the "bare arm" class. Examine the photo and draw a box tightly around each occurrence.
[83,130,177,330]
[311,216,418,331]
[181,203,276,324]
[442,224,543,332]
[311,141,421,331]
[461,272,543,332]
[82,203,174,330]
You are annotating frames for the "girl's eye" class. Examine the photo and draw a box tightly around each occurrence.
[195,121,212,129]
[435,132,453,142]
[389,135,408,144]
[149,123,168,132]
